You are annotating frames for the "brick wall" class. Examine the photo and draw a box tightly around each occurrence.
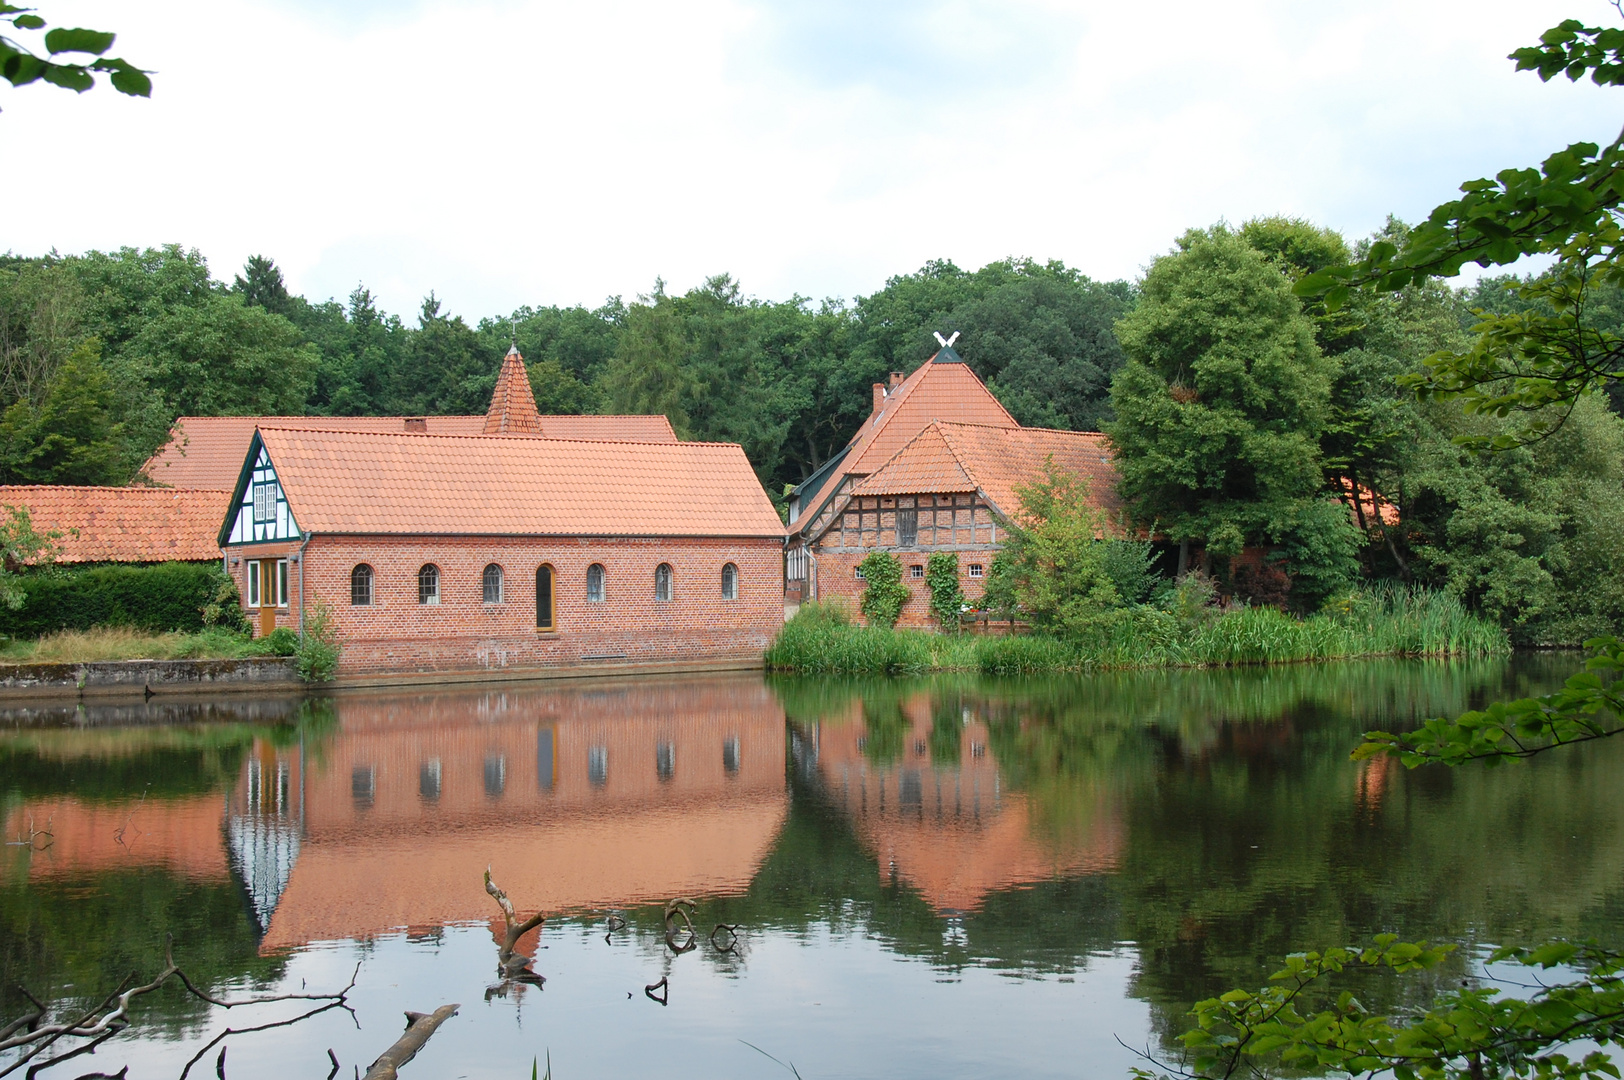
[808,543,1000,628]
[229,535,784,676]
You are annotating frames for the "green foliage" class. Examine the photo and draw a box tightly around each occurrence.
[0,339,123,484]
[0,4,151,101]
[295,598,340,682]
[0,502,55,609]
[858,550,910,629]
[767,584,1504,675]
[1107,225,1360,603]
[0,561,233,638]
[1102,539,1158,605]
[244,626,298,657]
[924,551,963,631]
[995,457,1125,638]
[1134,935,1624,1080]
[1400,383,1624,646]
[1359,633,1624,767]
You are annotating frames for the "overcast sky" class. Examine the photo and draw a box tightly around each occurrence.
[5,0,1620,320]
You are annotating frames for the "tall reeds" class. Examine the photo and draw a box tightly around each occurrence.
[766,586,1509,675]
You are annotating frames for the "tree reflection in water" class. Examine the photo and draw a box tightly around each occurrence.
[0,656,1617,1065]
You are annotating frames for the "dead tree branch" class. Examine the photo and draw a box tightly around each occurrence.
[664,898,696,954]
[360,1005,459,1080]
[0,942,357,1079]
[483,868,546,981]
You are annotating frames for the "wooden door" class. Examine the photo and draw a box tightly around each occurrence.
[259,561,276,637]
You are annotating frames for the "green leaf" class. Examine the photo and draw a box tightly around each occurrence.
[39,62,93,91]
[43,26,114,55]
[100,58,150,96]
[12,13,43,28]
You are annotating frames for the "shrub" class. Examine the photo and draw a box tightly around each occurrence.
[858,551,910,629]
[242,627,299,657]
[925,552,964,631]
[296,598,340,682]
[1102,539,1159,605]
[0,562,235,639]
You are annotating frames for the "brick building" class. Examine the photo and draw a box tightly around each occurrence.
[785,341,1122,627]
[217,349,786,681]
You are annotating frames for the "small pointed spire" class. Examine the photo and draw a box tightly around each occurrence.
[484,344,544,434]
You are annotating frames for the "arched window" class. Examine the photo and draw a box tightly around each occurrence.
[536,564,555,630]
[586,563,605,602]
[655,562,673,602]
[482,563,504,604]
[418,564,440,605]
[350,564,374,606]
[721,562,738,600]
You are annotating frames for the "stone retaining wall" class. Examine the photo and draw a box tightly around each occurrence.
[0,657,302,699]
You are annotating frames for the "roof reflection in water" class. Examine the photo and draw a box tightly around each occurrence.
[798,691,1121,913]
[228,678,790,952]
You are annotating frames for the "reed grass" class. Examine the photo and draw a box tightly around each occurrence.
[767,586,1509,675]
[0,626,292,664]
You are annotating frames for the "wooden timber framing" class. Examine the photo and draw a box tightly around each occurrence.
[821,492,999,553]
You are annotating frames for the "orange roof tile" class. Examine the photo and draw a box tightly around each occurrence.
[536,414,677,442]
[142,416,487,491]
[850,421,1122,523]
[0,485,229,563]
[145,414,680,492]
[483,346,545,434]
[842,352,1018,477]
[1335,477,1400,526]
[237,427,785,540]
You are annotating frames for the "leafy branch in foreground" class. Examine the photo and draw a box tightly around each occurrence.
[1,4,151,101]
[1293,16,1624,449]
[1130,936,1624,1080]
[1356,634,1624,767]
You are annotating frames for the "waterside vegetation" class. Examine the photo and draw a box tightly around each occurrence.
[766,586,1506,676]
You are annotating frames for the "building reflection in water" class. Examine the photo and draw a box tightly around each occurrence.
[226,678,789,952]
[794,690,1122,913]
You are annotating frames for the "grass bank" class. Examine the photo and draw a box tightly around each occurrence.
[767,587,1509,676]
[0,626,298,664]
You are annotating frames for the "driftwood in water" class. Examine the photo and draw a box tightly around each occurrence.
[360,1005,459,1080]
[664,897,697,953]
[484,867,547,981]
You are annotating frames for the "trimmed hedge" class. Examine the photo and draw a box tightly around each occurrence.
[0,562,239,639]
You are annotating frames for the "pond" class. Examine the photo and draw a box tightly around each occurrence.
[1,656,1617,1080]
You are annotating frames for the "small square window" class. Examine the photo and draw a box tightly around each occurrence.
[968,564,984,578]
[909,565,923,579]
[854,566,866,580]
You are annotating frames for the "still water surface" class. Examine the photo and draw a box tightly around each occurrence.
[1,657,1618,1079]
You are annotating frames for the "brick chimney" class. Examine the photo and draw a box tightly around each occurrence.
[889,371,904,390]
[404,417,427,432]
[873,383,887,416]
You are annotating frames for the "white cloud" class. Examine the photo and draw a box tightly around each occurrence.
[4,0,1616,319]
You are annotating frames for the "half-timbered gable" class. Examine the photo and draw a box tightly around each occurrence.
[224,438,301,545]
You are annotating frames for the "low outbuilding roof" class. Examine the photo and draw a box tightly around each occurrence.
[224,427,784,542]
[0,485,230,563]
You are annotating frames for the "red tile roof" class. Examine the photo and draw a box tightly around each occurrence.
[851,421,1122,523]
[239,427,784,540]
[842,353,1018,477]
[536,414,676,442]
[0,485,229,563]
[144,413,679,491]
[1335,478,1400,526]
[483,346,544,434]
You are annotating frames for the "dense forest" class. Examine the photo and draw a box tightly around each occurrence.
[2,215,1622,644]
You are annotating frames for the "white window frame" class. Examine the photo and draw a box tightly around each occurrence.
[246,560,261,607]
[968,564,985,578]
[909,564,924,579]
[483,563,504,604]
[587,563,605,602]
[275,559,289,608]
